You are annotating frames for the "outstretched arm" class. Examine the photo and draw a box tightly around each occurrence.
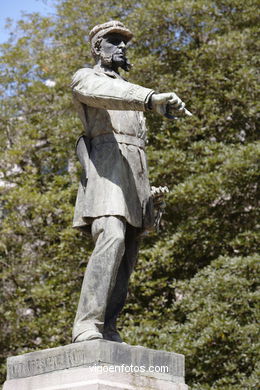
[72,68,192,118]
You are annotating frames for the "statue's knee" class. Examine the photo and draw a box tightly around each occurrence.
[105,217,126,248]
[110,230,125,250]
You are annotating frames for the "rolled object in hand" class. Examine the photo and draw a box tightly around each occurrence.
[166,103,192,118]
[183,107,192,116]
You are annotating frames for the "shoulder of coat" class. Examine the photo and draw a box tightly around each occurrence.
[71,67,95,87]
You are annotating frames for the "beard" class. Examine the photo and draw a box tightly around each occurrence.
[119,57,132,72]
[100,51,132,72]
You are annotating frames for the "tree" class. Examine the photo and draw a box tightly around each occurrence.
[0,1,259,388]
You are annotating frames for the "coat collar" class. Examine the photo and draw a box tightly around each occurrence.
[94,64,122,79]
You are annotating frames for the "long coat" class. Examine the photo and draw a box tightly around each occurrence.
[71,64,155,231]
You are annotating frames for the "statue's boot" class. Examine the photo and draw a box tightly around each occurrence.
[74,324,103,342]
[103,317,124,343]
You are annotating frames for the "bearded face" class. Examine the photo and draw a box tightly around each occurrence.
[93,33,132,72]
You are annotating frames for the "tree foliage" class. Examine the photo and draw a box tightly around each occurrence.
[0,1,259,388]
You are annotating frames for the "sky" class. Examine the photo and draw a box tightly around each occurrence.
[0,0,55,43]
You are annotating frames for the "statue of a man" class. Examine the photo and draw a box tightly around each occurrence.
[71,21,190,343]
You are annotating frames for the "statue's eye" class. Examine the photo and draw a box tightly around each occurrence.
[111,39,121,45]
[105,35,127,46]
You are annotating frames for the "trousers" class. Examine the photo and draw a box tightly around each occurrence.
[72,216,140,341]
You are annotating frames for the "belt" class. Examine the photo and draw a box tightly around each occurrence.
[91,133,146,149]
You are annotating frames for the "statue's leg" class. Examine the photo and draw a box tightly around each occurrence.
[72,216,126,342]
[103,223,140,342]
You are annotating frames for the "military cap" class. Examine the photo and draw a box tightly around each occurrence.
[89,20,133,45]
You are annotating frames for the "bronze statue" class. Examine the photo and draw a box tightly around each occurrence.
[71,21,191,343]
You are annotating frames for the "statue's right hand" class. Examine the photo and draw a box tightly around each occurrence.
[150,92,192,119]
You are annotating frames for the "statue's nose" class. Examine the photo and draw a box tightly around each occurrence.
[118,41,126,49]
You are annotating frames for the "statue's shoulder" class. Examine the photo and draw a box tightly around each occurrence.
[71,66,95,87]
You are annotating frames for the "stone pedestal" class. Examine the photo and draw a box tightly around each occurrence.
[3,340,188,389]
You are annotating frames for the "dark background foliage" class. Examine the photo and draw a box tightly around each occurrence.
[0,1,259,388]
